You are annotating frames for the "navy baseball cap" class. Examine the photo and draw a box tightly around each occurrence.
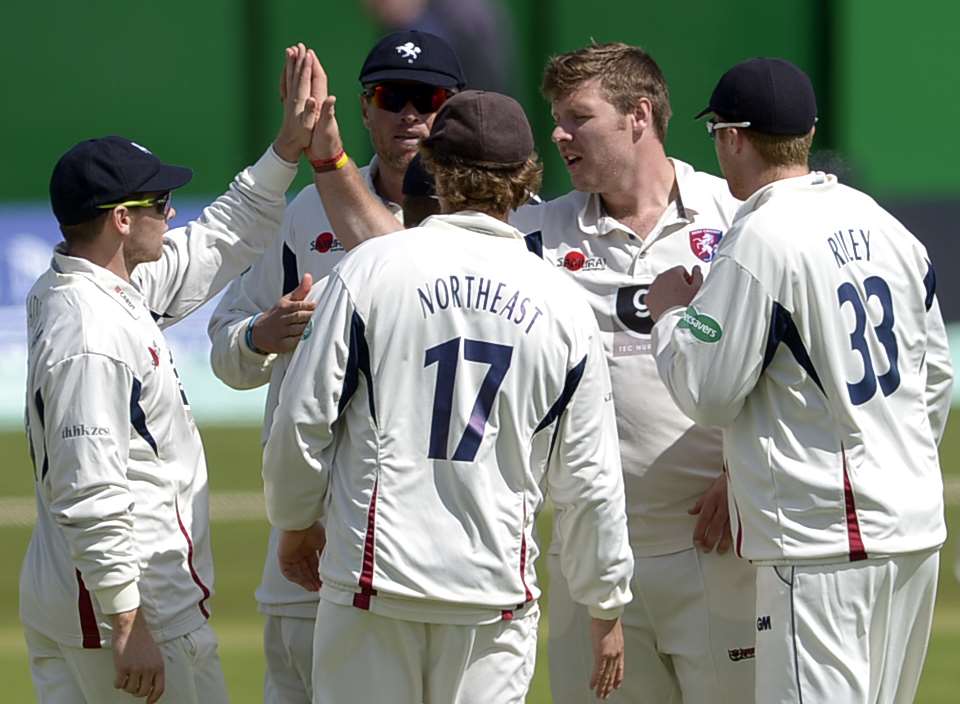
[695,58,817,136]
[359,30,466,89]
[50,136,193,226]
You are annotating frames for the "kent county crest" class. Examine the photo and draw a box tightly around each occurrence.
[688,228,723,262]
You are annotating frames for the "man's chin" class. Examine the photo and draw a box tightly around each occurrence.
[380,148,417,171]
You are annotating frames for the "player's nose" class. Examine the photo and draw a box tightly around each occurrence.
[551,125,571,144]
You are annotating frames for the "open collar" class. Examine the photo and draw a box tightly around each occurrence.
[52,244,145,319]
[365,155,403,215]
[576,158,710,238]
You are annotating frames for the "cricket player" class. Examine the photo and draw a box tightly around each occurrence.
[508,43,757,704]
[206,30,463,703]
[264,89,634,703]
[648,57,954,704]
[20,46,319,703]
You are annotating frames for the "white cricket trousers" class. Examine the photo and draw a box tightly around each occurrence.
[311,599,538,704]
[755,549,939,704]
[548,547,756,704]
[263,614,315,704]
[25,621,229,704]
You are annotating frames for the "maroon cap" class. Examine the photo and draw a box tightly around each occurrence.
[422,90,534,167]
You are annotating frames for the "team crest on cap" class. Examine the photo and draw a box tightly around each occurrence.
[395,42,422,63]
[129,141,153,155]
[689,228,723,262]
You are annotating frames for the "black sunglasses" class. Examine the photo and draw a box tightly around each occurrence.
[363,83,453,114]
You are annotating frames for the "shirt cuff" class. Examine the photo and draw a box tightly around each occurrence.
[242,314,270,358]
[269,143,301,168]
[94,581,141,615]
[249,145,299,194]
[587,605,624,620]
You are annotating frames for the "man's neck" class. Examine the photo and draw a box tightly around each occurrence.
[373,158,406,205]
[65,241,132,282]
[742,165,810,201]
[598,145,677,235]
[599,145,676,219]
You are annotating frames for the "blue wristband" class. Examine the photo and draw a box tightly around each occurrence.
[244,313,266,355]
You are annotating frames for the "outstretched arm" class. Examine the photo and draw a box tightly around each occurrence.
[303,55,404,247]
[135,45,319,325]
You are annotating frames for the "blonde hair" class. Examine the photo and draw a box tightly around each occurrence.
[419,148,543,215]
[742,128,814,168]
[542,42,672,141]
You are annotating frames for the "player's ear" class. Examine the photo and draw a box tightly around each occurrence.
[360,94,371,128]
[632,97,653,140]
[110,206,134,237]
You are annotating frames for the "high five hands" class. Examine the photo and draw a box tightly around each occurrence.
[272,44,341,164]
[273,44,334,163]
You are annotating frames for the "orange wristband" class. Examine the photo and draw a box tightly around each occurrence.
[310,149,349,173]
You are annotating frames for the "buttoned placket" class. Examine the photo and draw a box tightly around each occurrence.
[590,191,694,277]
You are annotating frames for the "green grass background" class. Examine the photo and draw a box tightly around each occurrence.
[1,420,958,702]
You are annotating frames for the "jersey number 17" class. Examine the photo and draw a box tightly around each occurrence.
[424,337,514,461]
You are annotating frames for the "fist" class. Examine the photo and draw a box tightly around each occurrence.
[646,265,703,322]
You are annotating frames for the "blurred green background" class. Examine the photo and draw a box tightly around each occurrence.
[2,0,958,202]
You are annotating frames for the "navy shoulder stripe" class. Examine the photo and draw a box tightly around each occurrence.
[523,231,544,259]
[130,378,158,456]
[339,311,377,425]
[535,354,588,458]
[763,302,825,395]
[282,243,299,296]
[924,261,936,311]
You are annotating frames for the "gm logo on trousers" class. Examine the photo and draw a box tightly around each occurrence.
[757,615,772,631]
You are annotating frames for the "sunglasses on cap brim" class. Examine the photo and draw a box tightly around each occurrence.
[363,83,454,114]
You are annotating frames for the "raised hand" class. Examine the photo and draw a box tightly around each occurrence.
[273,44,321,162]
[646,264,704,322]
[251,273,317,354]
[304,52,344,162]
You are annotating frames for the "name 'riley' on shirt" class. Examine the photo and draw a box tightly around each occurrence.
[827,228,872,268]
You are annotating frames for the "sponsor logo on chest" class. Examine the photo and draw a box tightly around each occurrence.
[112,285,138,312]
[310,232,344,254]
[555,249,606,272]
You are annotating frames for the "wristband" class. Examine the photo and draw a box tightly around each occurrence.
[244,313,268,355]
[310,149,349,173]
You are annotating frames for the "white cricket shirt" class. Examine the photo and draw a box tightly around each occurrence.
[20,147,296,647]
[207,158,402,617]
[510,159,740,555]
[653,172,954,563]
[263,211,633,625]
